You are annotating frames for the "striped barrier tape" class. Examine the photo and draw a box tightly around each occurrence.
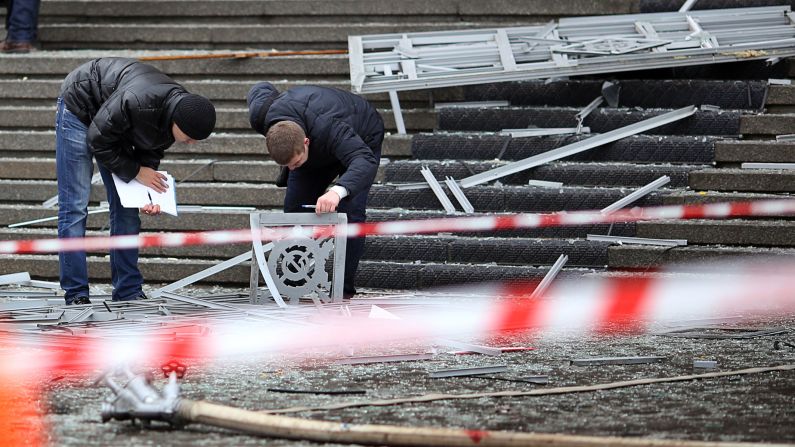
[1,198,794,254]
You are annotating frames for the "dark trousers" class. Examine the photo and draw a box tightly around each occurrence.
[4,0,40,42]
[283,137,382,296]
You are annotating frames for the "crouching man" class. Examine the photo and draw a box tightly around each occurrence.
[247,82,384,298]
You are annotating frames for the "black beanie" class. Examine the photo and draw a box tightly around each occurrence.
[173,94,216,140]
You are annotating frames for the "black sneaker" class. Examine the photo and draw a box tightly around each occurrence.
[113,294,147,302]
[69,296,92,305]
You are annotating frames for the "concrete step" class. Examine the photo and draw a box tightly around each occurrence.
[34,22,523,50]
[0,157,401,184]
[0,178,668,212]
[714,140,795,163]
[0,106,434,132]
[0,227,251,259]
[362,235,609,267]
[382,160,699,188]
[29,0,637,22]
[0,51,350,79]
[0,228,610,267]
[0,204,638,240]
[356,261,600,290]
[438,106,742,136]
[0,254,600,287]
[740,113,795,137]
[0,79,462,109]
[765,85,795,109]
[0,179,285,207]
[369,184,667,213]
[0,204,255,231]
[464,79,768,110]
[689,168,795,193]
[0,131,413,159]
[608,245,795,270]
[636,219,795,247]
[0,253,249,284]
[660,190,791,206]
[412,133,719,164]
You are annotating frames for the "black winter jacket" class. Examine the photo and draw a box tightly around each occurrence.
[60,57,189,182]
[247,82,383,198]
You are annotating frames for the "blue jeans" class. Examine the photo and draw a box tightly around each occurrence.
[4,0,40,42]
[55,98,144,303]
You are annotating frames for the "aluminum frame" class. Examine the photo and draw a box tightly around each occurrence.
[349,7,795,94]
[249,212,347,305]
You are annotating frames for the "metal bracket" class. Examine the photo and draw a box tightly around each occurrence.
[420,166,457,214]
[530,254,568,299]
[444,177,475,214]
[587,234,687,247]
[601,175,670,214]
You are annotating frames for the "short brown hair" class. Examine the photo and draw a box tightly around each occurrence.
[266,121,305,165]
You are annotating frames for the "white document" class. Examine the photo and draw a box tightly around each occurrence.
[111,171,178,217]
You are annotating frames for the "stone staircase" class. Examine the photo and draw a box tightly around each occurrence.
[0,0,794,291]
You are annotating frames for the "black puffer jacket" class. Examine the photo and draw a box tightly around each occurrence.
[60,57,189,182]
[247,82,383,198]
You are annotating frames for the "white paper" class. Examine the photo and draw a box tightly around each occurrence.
[111,171,178,217]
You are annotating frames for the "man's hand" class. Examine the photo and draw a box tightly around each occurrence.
[136,167,168,193]
[141,204,161,216]
[315,190,340,213]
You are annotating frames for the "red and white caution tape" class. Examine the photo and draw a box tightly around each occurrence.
[1,198,794,255]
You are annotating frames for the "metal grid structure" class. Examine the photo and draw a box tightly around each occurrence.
[249,213,348,306]
[349,7,795,94]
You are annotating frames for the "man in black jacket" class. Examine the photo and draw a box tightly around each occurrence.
[57,57,216,305]
[247,82,384,298]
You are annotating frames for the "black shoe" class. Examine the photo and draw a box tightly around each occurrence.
[68,296,92,305]
[113,293,148,302]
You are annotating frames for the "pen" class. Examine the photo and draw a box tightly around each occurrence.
[147,191,154,205]
[301,204,316,209]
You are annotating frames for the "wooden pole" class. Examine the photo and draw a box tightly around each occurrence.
[138,49,347,62]
[177,398,788,447]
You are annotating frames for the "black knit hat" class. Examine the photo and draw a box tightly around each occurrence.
[173,94,216,140]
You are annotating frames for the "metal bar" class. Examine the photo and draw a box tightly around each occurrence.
[158,292,235,310]
[459,107,695,188]
[575,96,604,133]
[429,365,508,378]
[679,0,699,13]
[444,177,475,214]
[530,254,568,299]
[527,180,564,188]
[151,251,253,298]
[571,356,665,366]
[499,127,588,137]
[435,101,509,109]
[601,175,670,213]
[741,162,795,170]
[22,280,60,290]
[65,307,94,324]
[0,272,31,286]
[383,65,406,135]
[420,166,457,214]
[587,234,687,246]
[249,213,286,308]
[694,360,717,369]
[8,208,108,228]
[335,353,434,365]
[438,339,502,356]
[495,29,517,71]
